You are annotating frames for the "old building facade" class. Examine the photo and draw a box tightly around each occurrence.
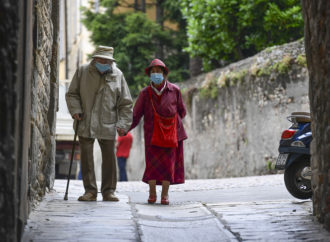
[55,0,95,179]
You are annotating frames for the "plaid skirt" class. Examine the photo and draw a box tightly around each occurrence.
[142,140,185,185]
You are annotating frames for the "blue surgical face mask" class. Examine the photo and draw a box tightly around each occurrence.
[95,62,112,73]
[150,73,164,85]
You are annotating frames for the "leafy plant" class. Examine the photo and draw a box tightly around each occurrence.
[82,0,189,96]
[180,0,304,71]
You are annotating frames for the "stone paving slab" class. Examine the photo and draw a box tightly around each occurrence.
[136,203,212,220]
[207,200,330,241]
[22,182,138,242]
[135,203,236,242]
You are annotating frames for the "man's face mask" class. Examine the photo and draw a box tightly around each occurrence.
[95,61,112,73]
[150,73,164,85]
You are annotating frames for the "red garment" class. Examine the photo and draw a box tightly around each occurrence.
[129,81,187,184]
[116,132,133,158]
[148,86,178,148]
[143,141,184,185]
[130,81,187,145]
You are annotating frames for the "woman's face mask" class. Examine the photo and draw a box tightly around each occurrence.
[150,73,164,85]
[95,61,112,73]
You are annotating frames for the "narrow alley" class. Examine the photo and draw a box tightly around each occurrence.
[22,175,330,241]
[2,1,330,241]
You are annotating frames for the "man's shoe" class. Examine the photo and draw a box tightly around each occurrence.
[103,193,119,202]
[78,193,97,201]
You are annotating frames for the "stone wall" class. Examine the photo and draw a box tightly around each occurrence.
[29,0,58,204]
[127,40,310,181]
[302,0,330,231]
[0,1,21,240]
[0,1,59,241]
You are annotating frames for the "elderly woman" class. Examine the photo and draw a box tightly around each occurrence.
[129,59,187,205]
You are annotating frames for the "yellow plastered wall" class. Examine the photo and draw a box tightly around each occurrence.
[113,0,178,30]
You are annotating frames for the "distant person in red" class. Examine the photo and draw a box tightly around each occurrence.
[129,59,187,205]
[116,132,133,181]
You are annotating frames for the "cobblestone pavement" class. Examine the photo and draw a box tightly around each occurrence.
[22,175,330,241]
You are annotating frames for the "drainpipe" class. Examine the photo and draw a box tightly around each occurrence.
[156,0,164,59]
[64,0,68,79]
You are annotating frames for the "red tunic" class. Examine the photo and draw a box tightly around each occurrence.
[129,81,187,185]
[116,132,133,158]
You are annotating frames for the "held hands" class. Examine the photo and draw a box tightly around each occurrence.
[73,113,82,120]
[117,127,126,137]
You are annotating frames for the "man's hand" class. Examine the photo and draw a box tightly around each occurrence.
[73,113,82,120]
[117,127,126,136]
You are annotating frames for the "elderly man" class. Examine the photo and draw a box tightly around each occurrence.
[66,46,133,202]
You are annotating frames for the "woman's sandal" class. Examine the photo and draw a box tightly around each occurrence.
[161,197,169,205]
[148,196,157,204]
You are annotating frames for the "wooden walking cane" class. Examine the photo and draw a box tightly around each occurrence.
[64,120,79,200]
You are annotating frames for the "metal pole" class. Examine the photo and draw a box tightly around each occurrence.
[64,0,68,80]
[64,120,79,200]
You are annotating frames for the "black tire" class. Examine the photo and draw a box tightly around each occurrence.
[284,160,312,199]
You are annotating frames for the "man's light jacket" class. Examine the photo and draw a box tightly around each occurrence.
[66,63,133,140]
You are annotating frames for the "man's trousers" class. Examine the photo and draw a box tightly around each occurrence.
[79,136,117,196]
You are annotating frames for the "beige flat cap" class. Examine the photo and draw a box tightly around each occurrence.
[92,46,115,61]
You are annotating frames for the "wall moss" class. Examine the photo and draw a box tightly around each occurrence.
[273,55,294,74]
[194,48,306,102]
[296,54,307,67]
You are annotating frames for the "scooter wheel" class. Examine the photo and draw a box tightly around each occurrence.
[284,159,312,199]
